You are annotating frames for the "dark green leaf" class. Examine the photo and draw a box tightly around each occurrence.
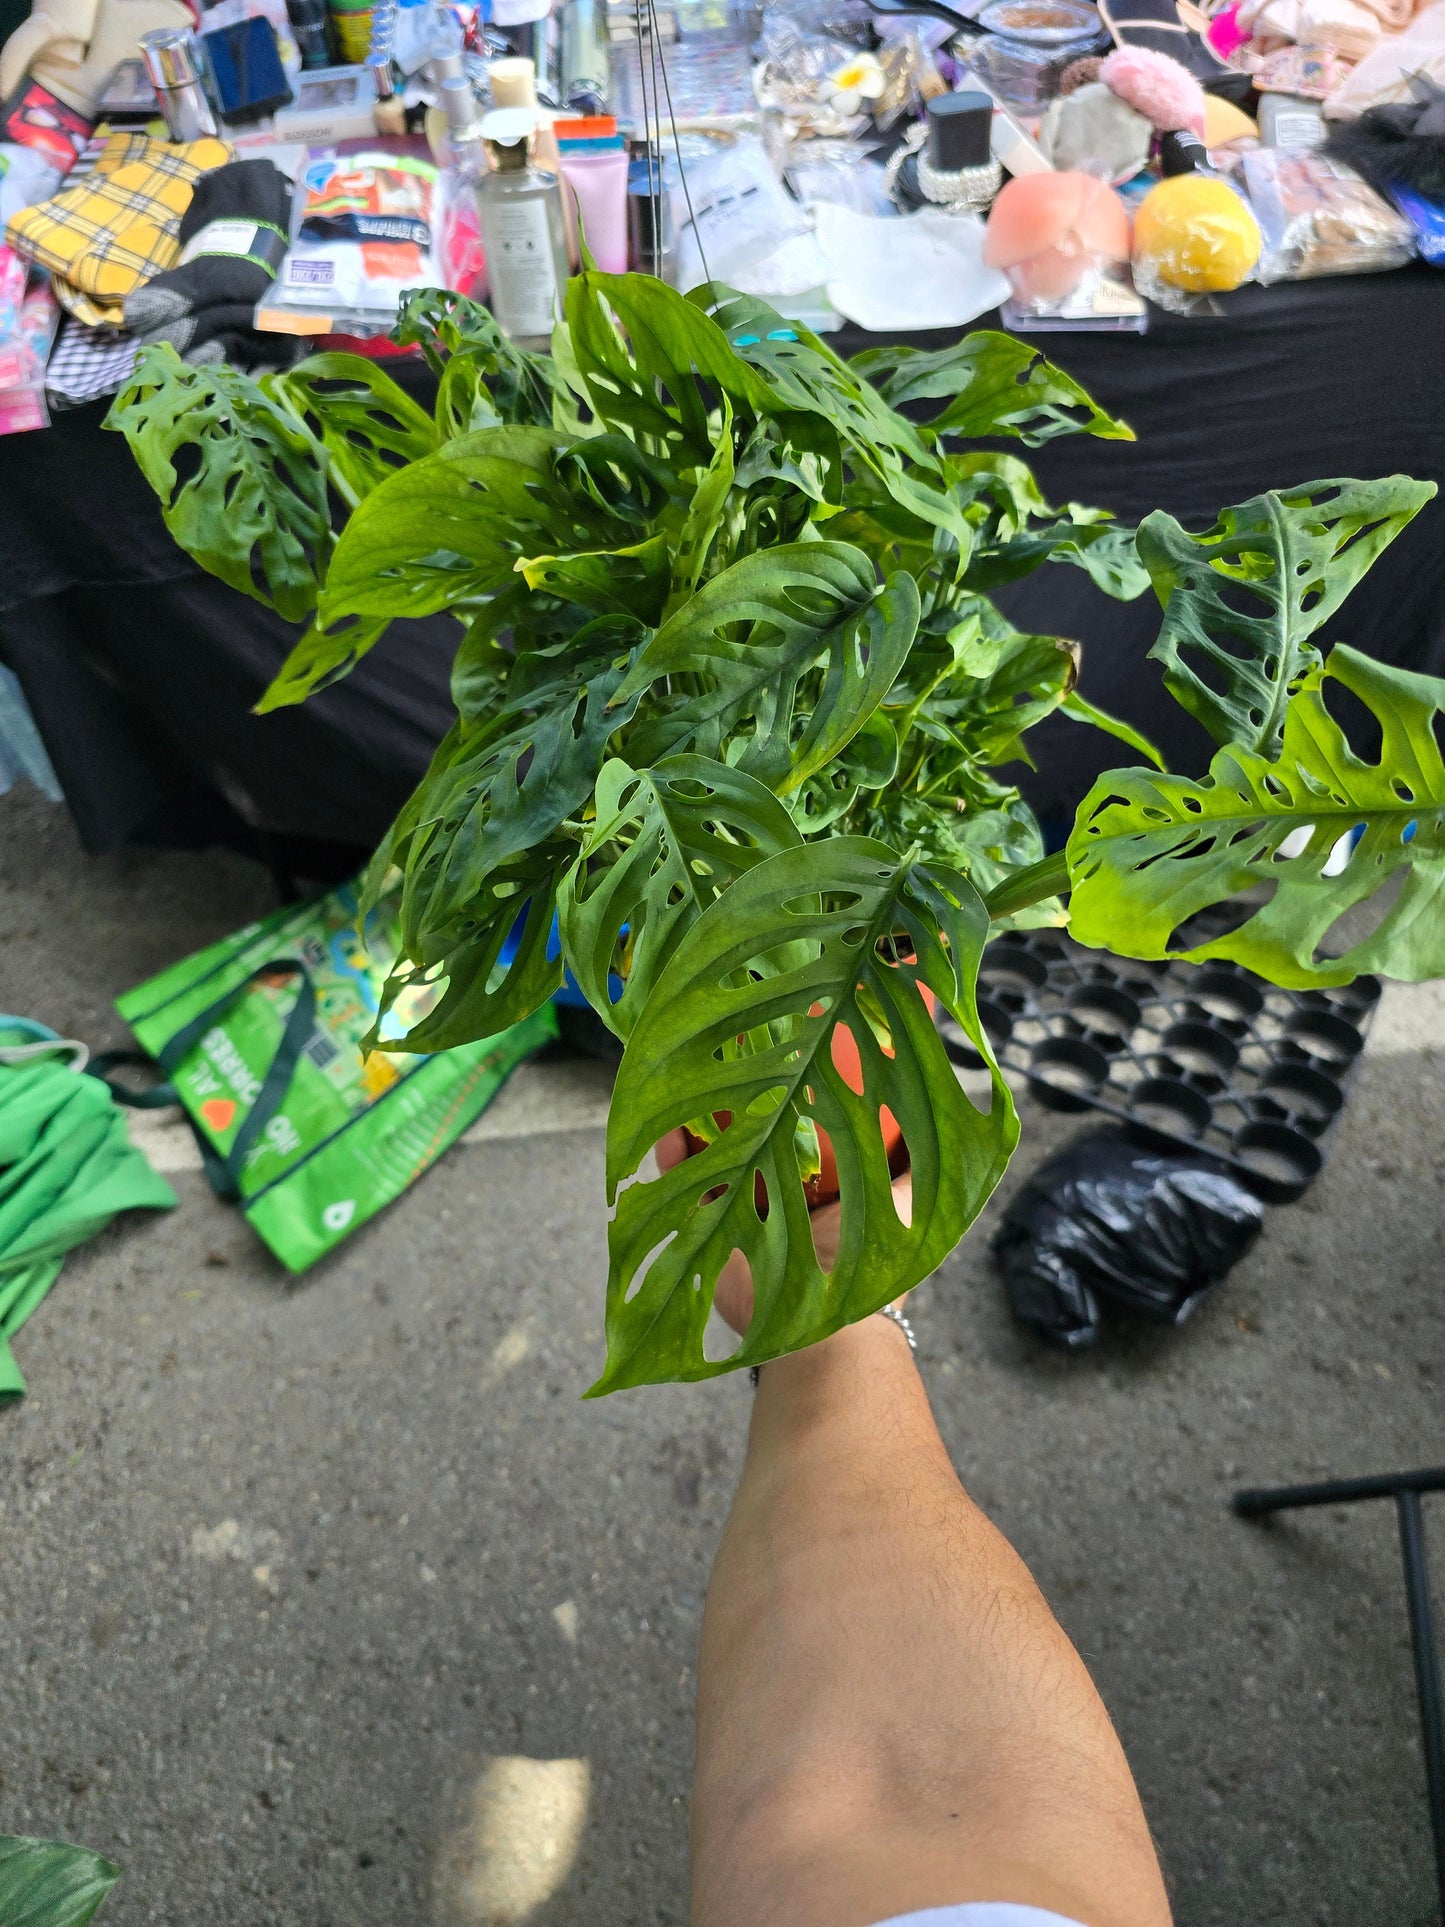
[392,287,557,427]
[850,331,1133,445]
[1068,644,1445,987]
[378,843,567,1052]
[593,839,1018,1390]
[265,353,436,507]
[1141,476,1435,755]
[0,1835,121,1926]
[104,343,330,623]
[559,755,802,1037]
[667,405,735,612]
[520,534,672,622]
[616,543,919,788]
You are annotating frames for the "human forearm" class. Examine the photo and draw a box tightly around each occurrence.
[692,1317,1171,1927]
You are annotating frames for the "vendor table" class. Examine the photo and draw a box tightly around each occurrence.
[2,265,1442,863]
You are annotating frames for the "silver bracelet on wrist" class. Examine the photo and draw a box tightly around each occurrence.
[748,1302,916,1386]
[878,1302,917,1351]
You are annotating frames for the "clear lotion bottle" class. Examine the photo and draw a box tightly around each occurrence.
[475,106,569,350]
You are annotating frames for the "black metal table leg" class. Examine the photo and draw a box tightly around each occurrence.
[1234,1466,1445,1922]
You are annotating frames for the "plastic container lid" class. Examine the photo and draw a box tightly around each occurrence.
[488,55,539,107]
[481,105,539,144]
[977,0,1103,43]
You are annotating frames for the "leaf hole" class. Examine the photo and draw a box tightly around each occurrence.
[624,1229,678,1304]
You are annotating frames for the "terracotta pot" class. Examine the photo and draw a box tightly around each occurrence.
[683,982,934,1207]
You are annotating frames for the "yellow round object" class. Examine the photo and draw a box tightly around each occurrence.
[1203,94,1257,147]
[1133,174,1262,293]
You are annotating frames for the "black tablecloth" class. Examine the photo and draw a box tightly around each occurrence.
[2,266,1442,860]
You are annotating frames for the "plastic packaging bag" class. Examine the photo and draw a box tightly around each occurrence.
[259,150,443,334]
[1241,148,1415,281]
[991,1129,1265,1349]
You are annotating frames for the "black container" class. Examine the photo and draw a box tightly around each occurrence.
[936,906,1380,1204]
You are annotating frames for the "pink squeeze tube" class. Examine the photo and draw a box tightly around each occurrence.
[559,148,629,273]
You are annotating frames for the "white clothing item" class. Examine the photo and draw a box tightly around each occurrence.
[873,1909,1088,1927]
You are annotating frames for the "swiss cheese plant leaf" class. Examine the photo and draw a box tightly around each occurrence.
[1140,476,1434,755]
[0,1835,121,1926]
[435,351,505,437]
[559,755,803,1038]
[377,842,567,1052]
[105,344,331,623]
[850,332,1133,445]
[403,635,643,936]
[1067,645,1445,987]
[667,404,735,613]
[563,272,778,464]
[520,534,672,622]
[264,352,436,507]
[255,612,392,713]
[393,287,557,426]
[319,426,624,621]
[593,839,1018,1390]
[616,543,919,788]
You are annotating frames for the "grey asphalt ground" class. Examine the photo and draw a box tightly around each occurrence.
[1,775,1442,1927]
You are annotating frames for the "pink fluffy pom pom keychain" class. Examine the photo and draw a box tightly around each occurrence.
[1098,46,1207,137]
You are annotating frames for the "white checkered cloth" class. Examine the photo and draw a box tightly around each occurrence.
[44,312,139,408]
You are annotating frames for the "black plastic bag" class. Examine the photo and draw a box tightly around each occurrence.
[992,1129,1265,1349]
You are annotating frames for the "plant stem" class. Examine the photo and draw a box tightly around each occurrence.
[984,849,1070,921]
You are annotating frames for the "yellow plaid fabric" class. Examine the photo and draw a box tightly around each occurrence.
[5,132,233,317]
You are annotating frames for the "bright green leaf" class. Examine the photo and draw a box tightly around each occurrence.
[0,1835,121,1926]
[265,352,437,508]
[255,612,392,712]
[1060,690,1167,771]
[1068,644,1445,987]
[559,755,802,1037]
[851,331,1133,445]
[594,839,1018,1389]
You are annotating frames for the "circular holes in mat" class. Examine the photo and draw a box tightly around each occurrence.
[1284,1011,1364,1065]
[1258,1063,1343,1134]
[1232,1122,1323,1203]
[1191,969,1265,1024]
[1158,1021,1240,1080]
[1065,982,1141,1046]
[1129,1076,1212,1139]
[979,946,1049,996]
[1028,1038,1110,1110]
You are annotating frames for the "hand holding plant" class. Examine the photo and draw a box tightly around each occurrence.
[106,272,1443,1391]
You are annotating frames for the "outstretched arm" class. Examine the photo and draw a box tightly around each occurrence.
[678,1142,1172,1927]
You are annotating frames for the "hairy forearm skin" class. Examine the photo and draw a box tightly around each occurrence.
[691,1317,1173,1927]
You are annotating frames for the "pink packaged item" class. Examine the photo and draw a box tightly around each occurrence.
[0,244,59,434]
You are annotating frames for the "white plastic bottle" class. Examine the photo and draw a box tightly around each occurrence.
[474,105,570,348]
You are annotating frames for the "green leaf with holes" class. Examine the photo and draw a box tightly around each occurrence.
[1141,476,1435,755]
[255,612,392,712]
[0,1836,121,1926]
[104,344,331,623]
[265,352,436,507]
[616,543,919,788]
[593,838,1017,1389]
[1067,645,1445,988]
[392,287,557,427]
[850,331,1133,445]
[559,755,803,1039]
[319,426,618,621]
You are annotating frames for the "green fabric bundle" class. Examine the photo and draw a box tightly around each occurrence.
[0,1019,176,1399]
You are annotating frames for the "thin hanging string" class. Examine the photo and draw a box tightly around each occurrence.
[644,0,664,257]
[645,0,709,286]
[630,0,656,256]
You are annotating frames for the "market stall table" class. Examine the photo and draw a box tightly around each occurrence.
[2,263,1442,861]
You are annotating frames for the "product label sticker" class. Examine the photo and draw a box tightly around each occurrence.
[287,257,335,285]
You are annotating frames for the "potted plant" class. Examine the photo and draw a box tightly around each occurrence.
[107,272,1442,1392]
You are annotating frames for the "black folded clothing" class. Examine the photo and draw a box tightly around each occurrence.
[125,159,291,339]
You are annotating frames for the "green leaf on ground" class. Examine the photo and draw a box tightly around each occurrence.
[0,1836,121,1926]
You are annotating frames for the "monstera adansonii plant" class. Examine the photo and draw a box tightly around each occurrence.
[106,271,1443,1393]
